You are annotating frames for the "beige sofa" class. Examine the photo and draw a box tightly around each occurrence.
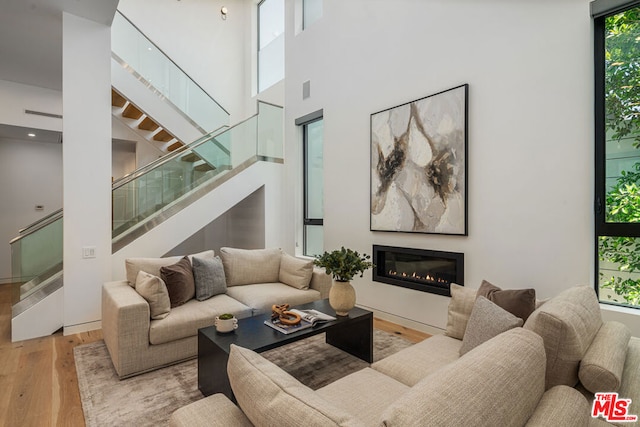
[102,247,331,379]
[169,285,640,427]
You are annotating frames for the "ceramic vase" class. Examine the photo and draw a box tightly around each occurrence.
[215,316,238,333]
[329,280,356,316]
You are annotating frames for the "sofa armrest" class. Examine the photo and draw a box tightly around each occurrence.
[525,385,590,426]
[169,394,254,427]
[309,266,331,299]
[101,280,151,378]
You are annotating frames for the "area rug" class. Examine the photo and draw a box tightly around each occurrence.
[74,330,413,427]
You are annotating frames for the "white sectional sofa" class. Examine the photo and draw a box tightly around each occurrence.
[169,285,640,427]
[101,247,331,379]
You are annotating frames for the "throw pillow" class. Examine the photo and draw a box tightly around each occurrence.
[227,344,361,427]
[134,271,170,319]
[219,247,282,286]
[444,283,477,339]
[579,321,631,393]
[279,253,314,290]
[160,256,195,307]
[125,255,182,287]
[192,255,227,301]
[477,280,536,322]
[459,296,523,356]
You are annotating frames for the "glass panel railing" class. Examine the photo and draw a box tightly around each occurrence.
[112,102,283,239]
[10,214,63,304]
[111,11,229,133]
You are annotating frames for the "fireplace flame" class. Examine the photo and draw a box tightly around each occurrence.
[387,269,449,285]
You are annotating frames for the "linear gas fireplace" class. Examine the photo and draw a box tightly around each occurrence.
[372,245,464,297]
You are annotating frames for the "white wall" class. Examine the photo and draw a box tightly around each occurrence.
[0,138,63,281]
[117,0,252,122]
[62,13,112,333]
[0,80,62,131]
[283,0,640,333]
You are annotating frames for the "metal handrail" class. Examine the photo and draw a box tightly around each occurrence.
[111,124,230,188]
[18,208,63,234]
[115,10,229,116]
[10,210,63,245]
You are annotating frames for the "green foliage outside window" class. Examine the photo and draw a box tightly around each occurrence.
[600,8,640,306]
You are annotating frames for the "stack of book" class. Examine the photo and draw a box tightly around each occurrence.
[264,309,336,334]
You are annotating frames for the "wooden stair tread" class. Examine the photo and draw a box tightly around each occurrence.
[111,89,127,108]
[138,117,159,131]
[154,129,174,142]
[167,141,183,151]
[194,162,216,172]
[122,103,143,120]
[181,153,200,162]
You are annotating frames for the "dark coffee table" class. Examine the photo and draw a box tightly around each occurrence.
[197,299,373,399]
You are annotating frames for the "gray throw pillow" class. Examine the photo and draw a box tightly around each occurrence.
[459,296,523,356]
[193,255,227,301]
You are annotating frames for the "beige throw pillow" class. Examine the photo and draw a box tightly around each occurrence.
[227,345,362,427]
[459,296,523,356]
[220,247,282,286]
[445,284,477,339]
[279,253,314,290]
[134,271,170,320]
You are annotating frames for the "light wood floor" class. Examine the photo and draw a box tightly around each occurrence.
[0,283,428,426]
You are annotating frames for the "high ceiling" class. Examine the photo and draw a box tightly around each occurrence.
[0,0,119,142]
[0,0,119,91]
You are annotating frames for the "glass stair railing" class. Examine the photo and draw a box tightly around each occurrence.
[10,101,283,312]
[111,10,230,134]
[10,210,63,313]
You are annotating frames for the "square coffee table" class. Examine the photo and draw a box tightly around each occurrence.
[198,299,373,399]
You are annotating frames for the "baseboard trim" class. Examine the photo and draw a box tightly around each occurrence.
[64,320,102,336]
[357,303,445,336]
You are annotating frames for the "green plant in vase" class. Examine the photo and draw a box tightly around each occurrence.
[314,247,374,316]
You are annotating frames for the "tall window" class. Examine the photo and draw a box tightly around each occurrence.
[303,0,322,29]
[301,115,324,256]
[594,2,640,308]
[258,0,284,92]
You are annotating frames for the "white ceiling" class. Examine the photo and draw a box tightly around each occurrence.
[0,0,119,142]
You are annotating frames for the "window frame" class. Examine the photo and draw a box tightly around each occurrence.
[593,0,640,307]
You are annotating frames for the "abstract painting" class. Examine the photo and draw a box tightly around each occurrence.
[370,84,468,235]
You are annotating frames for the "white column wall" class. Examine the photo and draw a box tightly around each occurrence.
[283,1,640,334]
[62,13,112,333]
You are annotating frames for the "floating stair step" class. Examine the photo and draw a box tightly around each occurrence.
[138,117,159,132]
[122,104,143,120]
[154,129,174,142]
[111,89,127,108]
[181,152,200,162]
[167,141,184,151]
[194,162,216,172]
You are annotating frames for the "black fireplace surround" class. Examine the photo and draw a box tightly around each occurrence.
[372,245,464,297]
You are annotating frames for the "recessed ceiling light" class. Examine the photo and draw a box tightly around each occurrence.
[28,133,36,137]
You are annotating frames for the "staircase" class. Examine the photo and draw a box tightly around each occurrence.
[10,101,283,342]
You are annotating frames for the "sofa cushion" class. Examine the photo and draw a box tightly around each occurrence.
[134,271,171,320]
[169,393,253,427]
[226,283,321,315]
[220,247,282,286]
[160,257,196,307]
[126,255,182,286]
[192,255,227,301]
[381,328,546,427]
[371,334,462,386]
[316,368,410,426]
[227,344,365,427]
[525,385,590,427]
[460,296,523,356]
[524,285,603,389]
[279,253,314,290]
[124,249,215,286]
[444,283,477,339]
[477,279,536,322]
[149,295,252,345]
[616,337,640,426]
[579,321,631,393]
